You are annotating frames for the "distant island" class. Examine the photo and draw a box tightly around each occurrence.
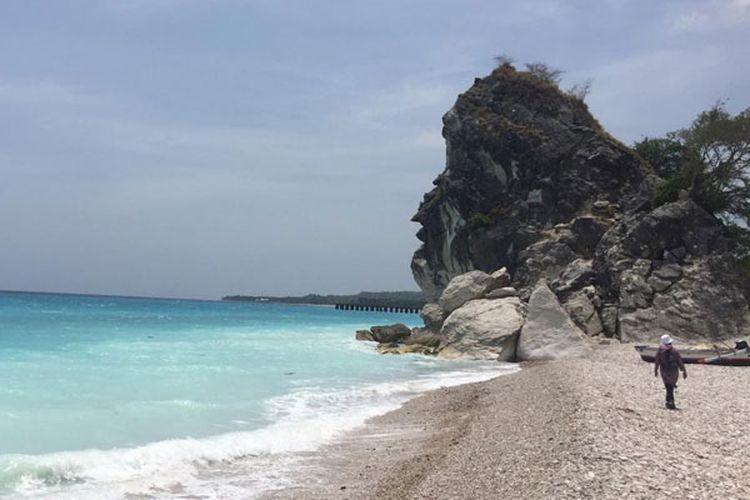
[222,291,426,308]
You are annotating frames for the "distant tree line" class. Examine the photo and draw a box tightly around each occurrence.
[222,291,426,308]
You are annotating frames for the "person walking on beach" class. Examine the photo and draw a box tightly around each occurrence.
[654,334,687,409]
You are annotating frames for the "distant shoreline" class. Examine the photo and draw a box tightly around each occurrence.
[0,289,426,309]
[0,288,222,303]
[222,290,425,309]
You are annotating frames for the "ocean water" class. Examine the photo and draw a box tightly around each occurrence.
[0,291,516,499]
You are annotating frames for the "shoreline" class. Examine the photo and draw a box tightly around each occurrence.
[265,343,750,499]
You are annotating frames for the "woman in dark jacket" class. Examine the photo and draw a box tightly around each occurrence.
[654,334,687,409]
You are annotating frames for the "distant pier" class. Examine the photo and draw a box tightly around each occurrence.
[334,303,421,314]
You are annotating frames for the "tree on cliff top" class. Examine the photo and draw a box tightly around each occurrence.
[637,102,750,226]
[524,62,563,85]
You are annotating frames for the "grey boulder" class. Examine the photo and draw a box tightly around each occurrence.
[438,270,498,314]
[355,330,375,342]
[420,303,446,331]
[563,291,604,336]
[406,329,442,348]
[370,324,411,343]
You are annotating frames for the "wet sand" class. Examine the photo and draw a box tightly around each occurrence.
[265,343,750,499]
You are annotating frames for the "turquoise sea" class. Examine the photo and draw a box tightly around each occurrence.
[0,291,515,498]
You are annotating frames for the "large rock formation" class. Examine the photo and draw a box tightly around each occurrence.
[409,63,750,347]
[411,64,651,301]
[593,199,750,341]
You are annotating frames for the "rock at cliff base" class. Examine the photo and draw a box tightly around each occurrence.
[439,297,526,361]
[370,324,411,343]
[563,291,603,336]
[600,306,619,337]
[355,330,375,342]
[438,270,497,314]
[406,329,442,348]
[518,281,590,361]
[377,343,437,355]
[420,303,446,331]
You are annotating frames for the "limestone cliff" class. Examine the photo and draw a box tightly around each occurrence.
[411,64,750,343]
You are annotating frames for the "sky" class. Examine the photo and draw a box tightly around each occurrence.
[1,0,749,299]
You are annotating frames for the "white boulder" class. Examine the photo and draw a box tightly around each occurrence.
[438,297,526,361]
[517,281,590,361]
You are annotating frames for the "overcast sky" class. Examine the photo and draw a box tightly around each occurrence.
[1,0,749,299]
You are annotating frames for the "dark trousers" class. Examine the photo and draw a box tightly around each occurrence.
[665,383,675,404]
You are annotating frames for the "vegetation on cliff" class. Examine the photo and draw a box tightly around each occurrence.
[636,103,750,226]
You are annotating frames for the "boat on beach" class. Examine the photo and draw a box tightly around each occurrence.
[635,345,750,366]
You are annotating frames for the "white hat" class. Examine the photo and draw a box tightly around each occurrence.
[660,334,673,345]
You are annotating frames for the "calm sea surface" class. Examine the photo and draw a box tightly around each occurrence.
[0,291,515,498]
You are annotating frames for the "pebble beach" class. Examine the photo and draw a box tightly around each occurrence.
[268,343,750,499]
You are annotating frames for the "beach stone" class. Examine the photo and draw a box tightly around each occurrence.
[439,297,526,361]
[355,330,375,342]
[369,323,411,343]
[517,281,590,361]
[420,303,446,331]
[438,270,497,314]
[485,287,518,299]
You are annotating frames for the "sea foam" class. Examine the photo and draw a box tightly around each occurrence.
[0,365,514,499]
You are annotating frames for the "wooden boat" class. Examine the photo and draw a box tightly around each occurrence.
[634,345,750,366]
